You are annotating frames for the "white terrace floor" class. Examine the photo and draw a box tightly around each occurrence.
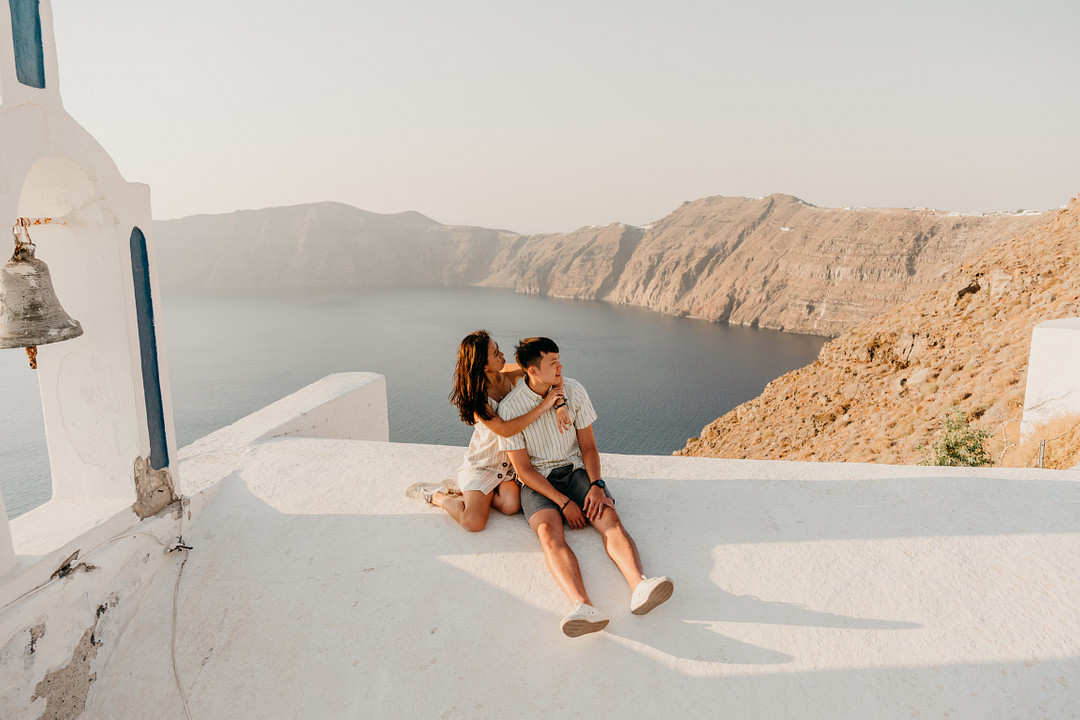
[82,411,1080,718]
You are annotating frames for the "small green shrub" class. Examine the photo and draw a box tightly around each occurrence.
[919,406,992,467]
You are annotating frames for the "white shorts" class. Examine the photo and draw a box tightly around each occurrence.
[457,459,517,495]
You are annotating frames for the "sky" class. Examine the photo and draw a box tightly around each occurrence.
[51,0,1080,234]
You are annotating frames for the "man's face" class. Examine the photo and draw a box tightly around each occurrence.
[530,351,562,386]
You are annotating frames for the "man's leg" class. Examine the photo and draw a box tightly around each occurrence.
[589,506,645,590]
[590,507,674,614]
[558,465,674,615]
[528,508,592,606]
[519,476,609,636]
[558,468,646,591]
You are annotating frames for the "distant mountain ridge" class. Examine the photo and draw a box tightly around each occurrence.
[153,195,1047,337]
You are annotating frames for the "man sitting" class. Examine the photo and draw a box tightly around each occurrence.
[498,337,673,637]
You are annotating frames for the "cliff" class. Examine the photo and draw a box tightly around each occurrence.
[153,195,1046,337]
[678,195,1080,465]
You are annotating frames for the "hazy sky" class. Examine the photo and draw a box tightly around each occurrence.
[52,0,1080,234]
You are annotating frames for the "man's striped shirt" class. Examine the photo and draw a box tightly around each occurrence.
[497,377,597,476]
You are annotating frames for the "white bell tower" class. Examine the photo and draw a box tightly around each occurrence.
[1,0,179,575]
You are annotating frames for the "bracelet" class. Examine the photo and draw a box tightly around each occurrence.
[554,401,568,409]
[560,498,571,511]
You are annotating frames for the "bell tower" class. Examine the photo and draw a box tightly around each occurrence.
[1,0,179,575]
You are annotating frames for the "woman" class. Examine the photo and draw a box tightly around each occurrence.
[406,330,570,531]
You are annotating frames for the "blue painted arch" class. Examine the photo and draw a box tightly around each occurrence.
[130,228,169,470]
[9,0,46,88]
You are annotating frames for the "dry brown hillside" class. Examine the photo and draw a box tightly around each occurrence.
[678,195,1080,466]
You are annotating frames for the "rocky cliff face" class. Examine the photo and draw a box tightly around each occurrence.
[677,195,1080,465]
[600,195,1045,335]
[154,195,1046,337]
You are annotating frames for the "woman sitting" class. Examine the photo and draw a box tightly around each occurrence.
[406,329,570,531]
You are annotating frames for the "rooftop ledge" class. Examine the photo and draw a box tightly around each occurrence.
[3,374,1079,719]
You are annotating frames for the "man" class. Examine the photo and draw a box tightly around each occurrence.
[498,337,673,637]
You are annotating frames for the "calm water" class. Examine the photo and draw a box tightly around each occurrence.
[0,286,825,518]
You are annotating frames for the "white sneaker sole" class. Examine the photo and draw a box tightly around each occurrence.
[561,616,609,638]
[631,578,674,615]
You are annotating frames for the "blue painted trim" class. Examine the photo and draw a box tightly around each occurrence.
[9,0,46,89]
[130,228,169,470]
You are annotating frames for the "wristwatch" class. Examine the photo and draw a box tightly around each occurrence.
[590,479,606,489]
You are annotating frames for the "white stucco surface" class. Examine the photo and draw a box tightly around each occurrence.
[1022,317,1080,435]
[82,437,1080,719]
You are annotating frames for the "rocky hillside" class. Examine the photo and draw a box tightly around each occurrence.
[153,195,1045,337]
[678,195,1080,466]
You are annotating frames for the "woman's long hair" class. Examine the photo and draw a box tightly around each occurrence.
[450,330,496,425]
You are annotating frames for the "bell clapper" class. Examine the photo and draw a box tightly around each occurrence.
[26,346,37,370]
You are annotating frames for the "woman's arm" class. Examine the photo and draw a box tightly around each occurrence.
[477,387,563,438]
[500,363,525,383]
[552,379,572,432]
[500,364,562,390]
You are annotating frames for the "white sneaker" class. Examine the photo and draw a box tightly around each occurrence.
[405,481,448,505]
[630,576,674,615]
[560,604,609,638]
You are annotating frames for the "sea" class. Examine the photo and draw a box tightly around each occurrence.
[0,286,826,519]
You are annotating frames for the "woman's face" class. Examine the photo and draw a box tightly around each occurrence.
[484,340,506,373]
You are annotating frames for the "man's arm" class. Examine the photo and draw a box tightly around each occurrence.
[577,425,613,521]
[506,448,588,529]
[578,425,601,482]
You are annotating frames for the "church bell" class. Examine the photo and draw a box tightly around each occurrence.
[0,221,84,353]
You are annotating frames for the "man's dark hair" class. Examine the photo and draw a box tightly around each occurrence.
[515,337,559,370]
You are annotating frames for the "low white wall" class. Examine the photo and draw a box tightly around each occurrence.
[0,495,14,577]
[177,372,388,497]
[1021,317,1080,435]
[258,373,389,443]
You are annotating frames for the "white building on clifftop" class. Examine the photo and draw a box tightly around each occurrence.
[1,3,1078,719]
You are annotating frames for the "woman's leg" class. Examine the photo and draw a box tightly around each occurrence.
[491,480,521,515]
[432,490,495,532]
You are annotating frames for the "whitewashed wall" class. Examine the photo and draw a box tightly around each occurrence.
[1021,317,1080,435]
[1,0,179,560]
